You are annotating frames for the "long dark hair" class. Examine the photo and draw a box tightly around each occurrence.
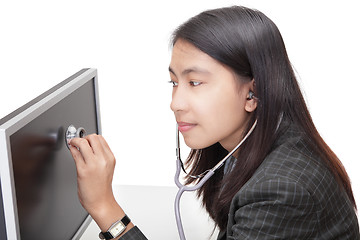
[171,6,356,231]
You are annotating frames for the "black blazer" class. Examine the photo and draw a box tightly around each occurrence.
[119,123,360,239]
[218,123,360,239]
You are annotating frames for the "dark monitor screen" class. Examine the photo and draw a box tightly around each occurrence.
[0,68,101,240]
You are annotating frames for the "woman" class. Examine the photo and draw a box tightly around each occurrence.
[69,6,360,239]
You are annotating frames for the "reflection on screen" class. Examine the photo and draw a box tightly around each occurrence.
[11,80,98,240]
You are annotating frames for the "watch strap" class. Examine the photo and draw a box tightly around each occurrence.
[101,231,114,240]
[121,215,131,226]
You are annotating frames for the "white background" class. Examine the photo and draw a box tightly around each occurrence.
[1,0,359,212]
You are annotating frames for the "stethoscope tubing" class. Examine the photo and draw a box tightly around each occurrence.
[174,156,214,239]
[174,120,257,240]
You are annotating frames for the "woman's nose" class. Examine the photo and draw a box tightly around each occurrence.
[170,85,188,113]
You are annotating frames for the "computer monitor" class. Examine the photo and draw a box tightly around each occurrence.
[0,68,101,240]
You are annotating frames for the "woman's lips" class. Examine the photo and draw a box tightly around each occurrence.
[177,122,196,132]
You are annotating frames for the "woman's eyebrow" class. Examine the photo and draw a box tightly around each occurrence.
[168,66,210,76]
[168,66,176,75]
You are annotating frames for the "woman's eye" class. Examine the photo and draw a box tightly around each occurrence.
[168,80,178,87]
[190,81,202,86]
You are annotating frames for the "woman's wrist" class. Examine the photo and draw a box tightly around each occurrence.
[90,197,123,230]
[89,197,134,239]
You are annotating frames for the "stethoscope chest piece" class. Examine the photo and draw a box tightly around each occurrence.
[65,125,86,149]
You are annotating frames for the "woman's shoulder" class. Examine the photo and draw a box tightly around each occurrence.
[226,146,359,239]
[231,122,357,229]
[249,122,334,193]
[224,123,360,238]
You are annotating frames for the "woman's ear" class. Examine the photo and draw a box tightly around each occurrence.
[245,80,257,113]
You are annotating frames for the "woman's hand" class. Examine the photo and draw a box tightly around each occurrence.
[69,134,116,216]
[69,134,134,236]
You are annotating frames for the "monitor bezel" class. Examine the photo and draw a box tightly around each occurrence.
[0,68,101,240]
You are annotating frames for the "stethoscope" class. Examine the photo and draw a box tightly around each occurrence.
[174,120,257,240]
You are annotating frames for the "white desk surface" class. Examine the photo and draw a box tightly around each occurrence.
[80,185,218,240]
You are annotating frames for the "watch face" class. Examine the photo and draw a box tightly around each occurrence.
[109,221,126,236]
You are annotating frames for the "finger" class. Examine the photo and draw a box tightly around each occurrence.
[69,137,94,163]
[97,135,115,161]
[69,144,85,169]
[97,135,112,154]
[84,134,105,156]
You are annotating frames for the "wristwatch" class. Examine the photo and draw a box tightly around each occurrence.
[99,215,131,239]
